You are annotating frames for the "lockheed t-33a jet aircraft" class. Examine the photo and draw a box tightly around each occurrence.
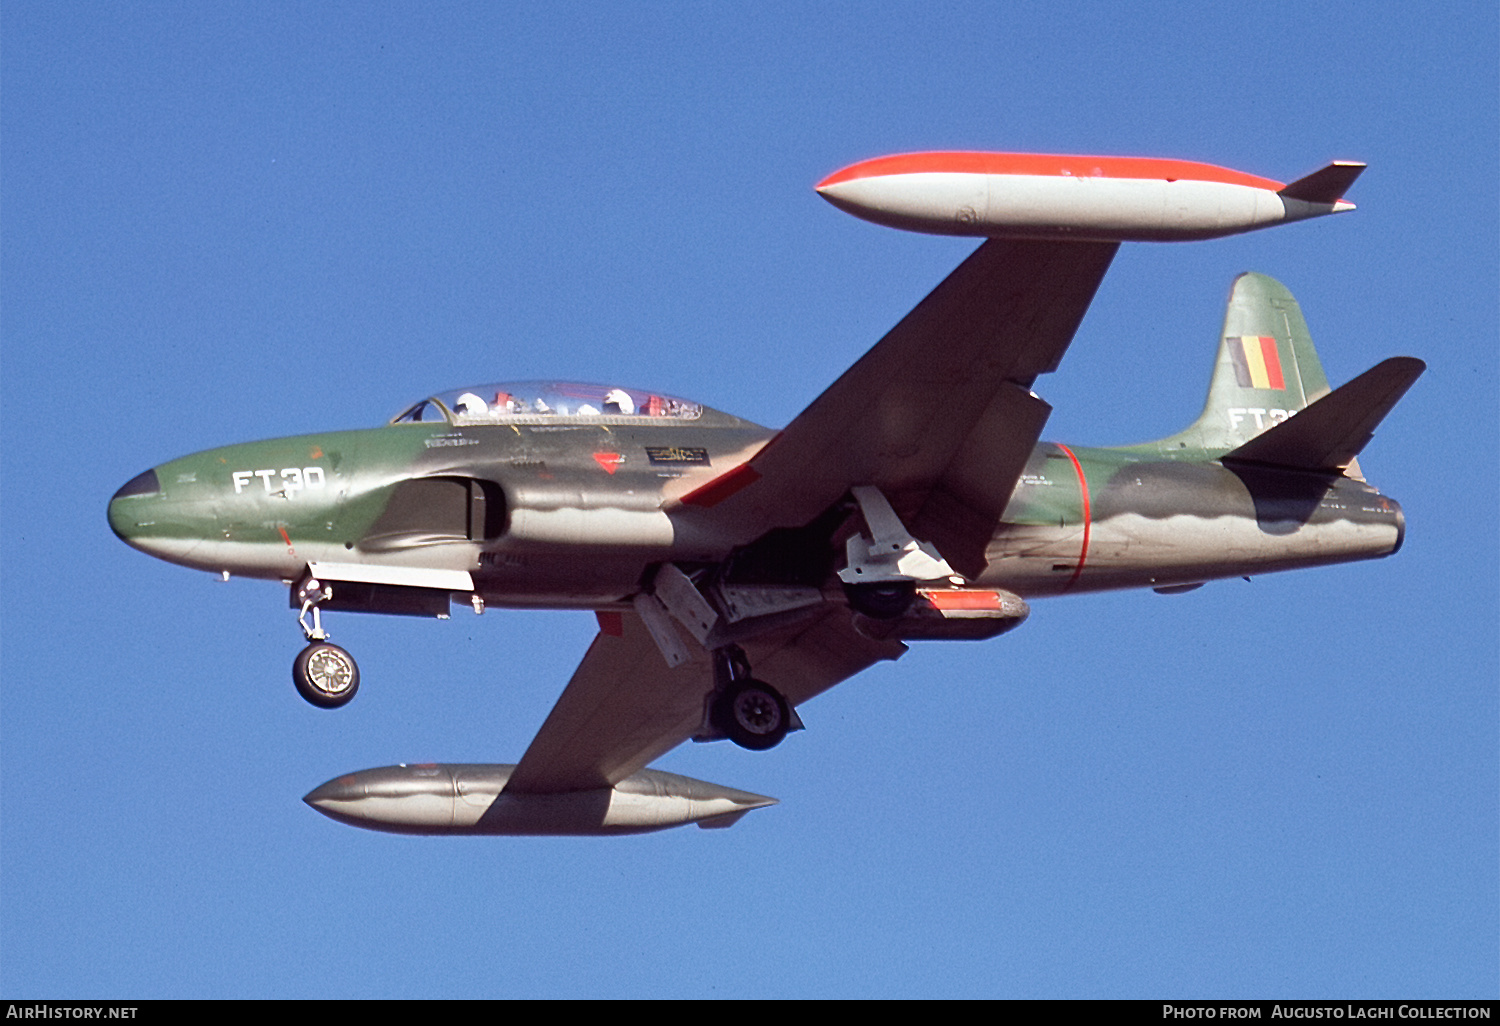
[109,152,1423,836]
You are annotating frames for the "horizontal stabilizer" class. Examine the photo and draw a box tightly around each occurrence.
[1223,357,1424,472]
[1278,161,1366,204]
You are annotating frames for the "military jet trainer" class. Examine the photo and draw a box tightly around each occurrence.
[109,151,1421,836]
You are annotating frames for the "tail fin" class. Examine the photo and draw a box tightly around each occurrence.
[1136,272,1423,476]
[1149,272,1332,454]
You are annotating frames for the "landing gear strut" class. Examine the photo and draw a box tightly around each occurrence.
[709,646,791,751]
[291,575,360,709]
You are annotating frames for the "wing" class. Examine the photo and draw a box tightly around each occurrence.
[503,607,905,795]
[507,239,1118,792]
[502,611,708,794]
[670,238,1119,577]
[740,606,906,708]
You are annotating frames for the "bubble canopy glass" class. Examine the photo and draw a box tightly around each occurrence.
[390,381,704,426]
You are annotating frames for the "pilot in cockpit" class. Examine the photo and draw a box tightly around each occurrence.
[603,388,636,415]
[454,392,488,418]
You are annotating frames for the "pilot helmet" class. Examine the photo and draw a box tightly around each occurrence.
[603,388,635,415]
[454,392,488,416]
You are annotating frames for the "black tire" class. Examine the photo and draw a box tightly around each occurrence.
[712,679,791,751]
[293,642,360,709]
[843,580,916,619]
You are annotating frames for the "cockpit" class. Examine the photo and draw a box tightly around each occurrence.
[390,381,705,426]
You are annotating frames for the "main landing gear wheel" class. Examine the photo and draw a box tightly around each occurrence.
[712,679,791,751]
[293,642,360,709]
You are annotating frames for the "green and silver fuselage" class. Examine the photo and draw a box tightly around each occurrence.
[108,406,1403,607]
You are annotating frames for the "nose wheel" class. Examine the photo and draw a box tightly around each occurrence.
[291,574,361,709]
[293,641,360,709]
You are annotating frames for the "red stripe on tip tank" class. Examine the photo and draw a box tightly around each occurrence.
[816,153,1286,191]
[1056,444,1091,589]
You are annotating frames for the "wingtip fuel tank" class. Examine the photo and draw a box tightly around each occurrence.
[304,763,778,836]
[816,152,1364,242]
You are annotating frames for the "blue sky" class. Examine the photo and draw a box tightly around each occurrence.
[2,1,1495,999]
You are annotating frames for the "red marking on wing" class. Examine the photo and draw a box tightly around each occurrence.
[592,452,623,474]
[680,461,762,508]
[595,611,624,636]
[818,152,1285,192]
[924,590,1004,611]
[1056,444,1091,590]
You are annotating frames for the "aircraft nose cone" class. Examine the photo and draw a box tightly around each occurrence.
[107,468,161,541]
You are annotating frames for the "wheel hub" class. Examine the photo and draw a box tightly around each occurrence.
[734,690,783,735]
[306,648,355,697]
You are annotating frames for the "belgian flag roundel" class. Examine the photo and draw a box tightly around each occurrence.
[1227,335,1285,390]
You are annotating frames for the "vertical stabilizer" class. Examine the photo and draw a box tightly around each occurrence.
[1146,272,1331,455]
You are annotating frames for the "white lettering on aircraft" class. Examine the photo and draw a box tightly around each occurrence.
[231,467,327,496]
[1227,407,1296,432]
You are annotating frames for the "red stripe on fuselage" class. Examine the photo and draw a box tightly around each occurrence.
[817,152,1286,192]
[1056,444,1091,590]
